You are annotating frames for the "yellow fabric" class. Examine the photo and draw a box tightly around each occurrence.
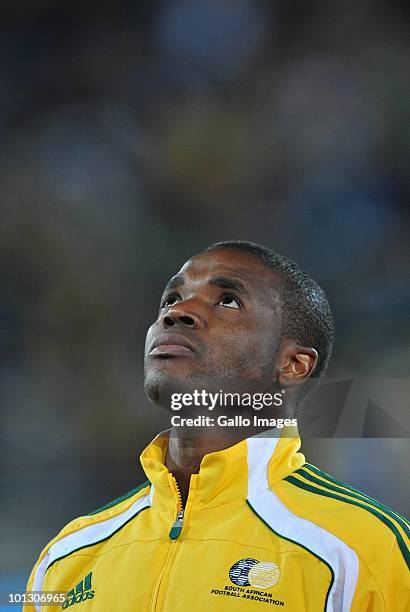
[26,429,409,611]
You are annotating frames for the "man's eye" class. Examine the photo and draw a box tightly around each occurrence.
[218,295,241,309]
[161,295,180,308]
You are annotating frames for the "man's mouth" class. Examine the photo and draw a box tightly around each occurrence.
[149,333,196,357]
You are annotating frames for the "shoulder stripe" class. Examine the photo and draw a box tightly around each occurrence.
[87,480,150,515]
[246,500,334,612]
[306,464,410,529]
[47,503,150,571]
[32,493,151,606]
[246,437,359,612]
[285,474,410,571]
[300,466,410,538]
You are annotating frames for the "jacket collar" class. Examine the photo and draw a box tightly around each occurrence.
[140,427,304,515]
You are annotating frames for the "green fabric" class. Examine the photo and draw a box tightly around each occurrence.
[88,480,150,516]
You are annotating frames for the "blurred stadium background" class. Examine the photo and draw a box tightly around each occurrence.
[0,0,409,593]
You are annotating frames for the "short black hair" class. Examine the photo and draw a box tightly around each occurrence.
[202,241,335,382]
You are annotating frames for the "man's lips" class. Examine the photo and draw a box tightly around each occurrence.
[150,345,193,356]
[149,333,196,356]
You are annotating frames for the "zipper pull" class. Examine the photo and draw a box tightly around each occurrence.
[169,509,184,539]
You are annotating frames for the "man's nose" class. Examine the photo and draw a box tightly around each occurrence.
[162,301,204,329]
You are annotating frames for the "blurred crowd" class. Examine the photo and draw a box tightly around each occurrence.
[0,0,408,585]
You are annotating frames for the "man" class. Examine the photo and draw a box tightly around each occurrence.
[27,241,409,611]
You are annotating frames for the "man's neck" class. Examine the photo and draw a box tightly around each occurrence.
[164,426,263,506]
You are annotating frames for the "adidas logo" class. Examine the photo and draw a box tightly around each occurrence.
[62,572,95,608]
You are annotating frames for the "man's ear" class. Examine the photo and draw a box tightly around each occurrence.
[277,339,318,387]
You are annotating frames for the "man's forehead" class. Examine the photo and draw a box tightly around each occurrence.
[181,249,274,276]
[168,249,281,292]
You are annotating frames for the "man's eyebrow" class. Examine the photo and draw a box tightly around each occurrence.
[162,274,185,294]
[209,276,250,298]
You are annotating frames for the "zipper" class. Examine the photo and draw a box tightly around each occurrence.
[150,475,185,611]
[169,476,184,539]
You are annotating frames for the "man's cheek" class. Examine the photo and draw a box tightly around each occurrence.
[144,325,156,356]
[209,336,255,369]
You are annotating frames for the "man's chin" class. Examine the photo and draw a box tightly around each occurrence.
[143,369,196,409]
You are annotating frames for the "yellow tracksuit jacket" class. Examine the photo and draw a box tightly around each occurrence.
[27,429,409,611]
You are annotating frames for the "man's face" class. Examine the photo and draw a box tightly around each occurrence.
[144,249,283,405]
